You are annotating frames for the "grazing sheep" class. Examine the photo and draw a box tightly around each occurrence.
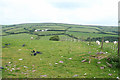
[35,30,38,32]
[31,37,34,40]
[113,41,117,44]
[96,40,100,45]
[41,30,44,32]
[105,40,109,43]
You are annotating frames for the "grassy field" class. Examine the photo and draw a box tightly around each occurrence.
[1,23,119,78]
[66,32,118,40]
[68,28,99,33]
[1,33,119,78]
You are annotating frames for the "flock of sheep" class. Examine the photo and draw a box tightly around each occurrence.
[96,40,118,45]
[34,29,48,32]
[31,36,118,45]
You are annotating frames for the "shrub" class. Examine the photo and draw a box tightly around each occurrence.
[106,55,120,68]
[49,35,59,41]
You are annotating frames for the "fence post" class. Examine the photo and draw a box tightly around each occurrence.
[101,37,104,50]
[118,37,120,56]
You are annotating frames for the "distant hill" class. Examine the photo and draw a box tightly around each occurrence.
[1,23,118,41]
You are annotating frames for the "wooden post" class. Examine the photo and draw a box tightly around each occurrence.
[89,56,91,64]
[118,36,120,56]
[118,2,120,57]
[101,37,104,50]
[89,37,91,45]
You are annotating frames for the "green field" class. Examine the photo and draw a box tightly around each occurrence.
[1,23,119,78]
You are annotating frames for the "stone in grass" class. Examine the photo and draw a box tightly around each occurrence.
[17,68,20,70]
[88,52,91,54]
[12,68,15,70]
[55,63,58,64]
[117,77,119,79]
[106,62,112,68]
[24,66,28,68]
[19,59,23,60]
[108,73,112,76]
[81,59,87,62]
[73,74,78,77]
[59,61,63,63]
[9,62,11,64]
[84,73,87,76]
[97,62,101,64]
[0,67,4,69]
[18,49,21,51]
[40,75,47,77]
[69,58,72,60]
[100,66,104,69]
[32,70,36,72]
[5,65,8,67]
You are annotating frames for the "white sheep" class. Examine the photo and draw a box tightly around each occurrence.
[35,30,38,32]
[45,29,48,31]
[105,40,109,43]
[41,30,44,32]
[96,40,100,45]
[113,41,117,44]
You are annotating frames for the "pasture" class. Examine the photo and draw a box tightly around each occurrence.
[1,23,119,78]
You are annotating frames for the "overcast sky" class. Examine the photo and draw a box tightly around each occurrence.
[0,0,119,26]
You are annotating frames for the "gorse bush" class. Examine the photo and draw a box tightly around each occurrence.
[107,54,120,68]
[49,35,60,41]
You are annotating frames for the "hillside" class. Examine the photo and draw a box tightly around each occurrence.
[1,23,118,42]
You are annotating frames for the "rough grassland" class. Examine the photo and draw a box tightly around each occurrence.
[2,34,118,78]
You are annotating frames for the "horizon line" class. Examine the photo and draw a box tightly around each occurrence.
[1,22,118,27]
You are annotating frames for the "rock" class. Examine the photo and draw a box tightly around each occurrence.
[9,62,11,64]
[97,62,101,64]
[59,61,63,63]
[73,74,78,77]
[100,66,104,69]
[106,62,112,68]
[108,73,112,76]
[2,46,5,48]
[55,63,58,64]
[107,58,111,61]
[89,59,91,64]
[0,67,4,69]
[117,77,119,79]
[84,73,87,76]
[81,59,87,62]
[88,52,91,54]
[40,75,47,77]
[90,55,96,57]
[19,59,23,60]
[69,58,72,60]
[5,65,8,67]
[96,52,105,55]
